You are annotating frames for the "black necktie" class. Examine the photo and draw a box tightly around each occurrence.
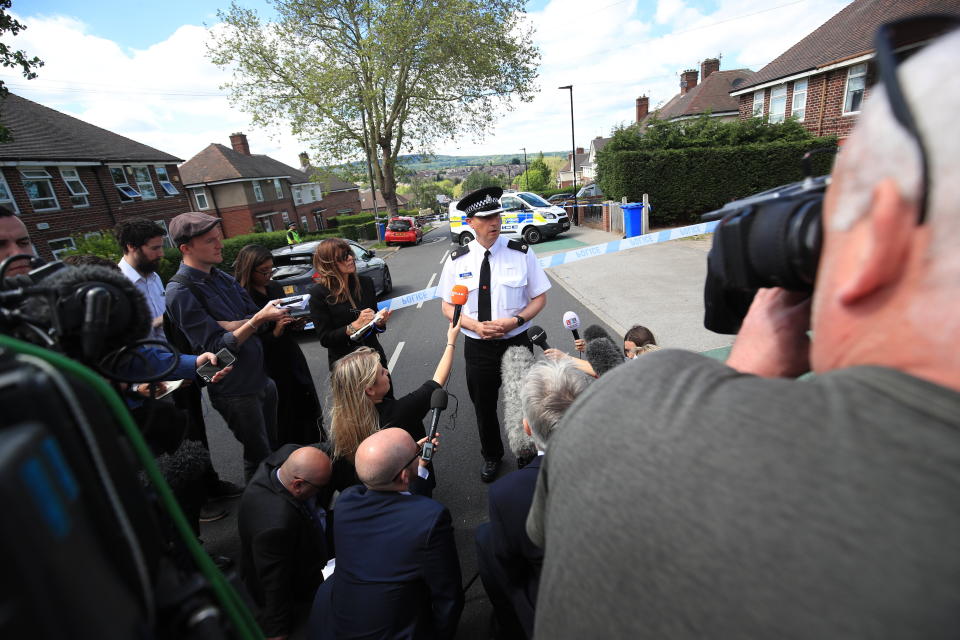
[478,250,491,322]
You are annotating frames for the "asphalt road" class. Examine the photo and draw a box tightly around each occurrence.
[201,222,618,639]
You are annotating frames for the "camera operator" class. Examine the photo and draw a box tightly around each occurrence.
[526,28,960,639]
[0,206,35,279]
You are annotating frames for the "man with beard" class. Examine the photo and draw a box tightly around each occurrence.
[116,218,168,341]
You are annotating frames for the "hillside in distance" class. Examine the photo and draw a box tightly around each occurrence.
[335,152,568,174]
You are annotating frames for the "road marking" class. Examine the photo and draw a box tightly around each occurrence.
[439,250,449,264]
[418,273,437,309]
[388,341,405,371]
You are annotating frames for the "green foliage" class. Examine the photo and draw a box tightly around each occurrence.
[408,178,454,210]
[0,1,44,142]
[536,187,573,198]
[597,139,837,226]
[461,171,506,192]
[605,115,815,153]
[518,151,552,191]
[60,232,122,262]
[330,213,375,227]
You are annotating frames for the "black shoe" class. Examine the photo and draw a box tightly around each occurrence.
[480,459,501,483]
[208,479,244,501]
[199,504,228,523]
[516,455,533,469]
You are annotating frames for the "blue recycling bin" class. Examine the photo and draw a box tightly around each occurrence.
[378,222,386,241]
[622,203,644,238]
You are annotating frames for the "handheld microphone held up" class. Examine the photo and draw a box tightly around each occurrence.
[527,325,550,351]
[451,284,468,327]
[350,308,386,342]
[501,346,538,460]
[421,387,448,462]
[563,311,581,352]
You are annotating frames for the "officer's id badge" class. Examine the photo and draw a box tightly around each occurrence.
[458,272,473,279]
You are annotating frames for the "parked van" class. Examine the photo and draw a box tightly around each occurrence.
[448,191,570,246]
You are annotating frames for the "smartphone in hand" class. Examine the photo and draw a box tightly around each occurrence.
[196,348,237,383]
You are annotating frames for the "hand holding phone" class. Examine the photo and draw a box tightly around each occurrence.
[197,348,237,383]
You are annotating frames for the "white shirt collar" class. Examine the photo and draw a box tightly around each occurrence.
[118,256,146,283]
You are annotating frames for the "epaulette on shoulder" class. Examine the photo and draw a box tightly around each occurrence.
[451,245,470,260]
[507,239,529,254]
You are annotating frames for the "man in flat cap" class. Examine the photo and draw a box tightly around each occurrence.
[436,187,551,482]
[165,211,289,481]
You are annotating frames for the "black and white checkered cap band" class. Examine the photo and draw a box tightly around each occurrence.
[465,194,502,215]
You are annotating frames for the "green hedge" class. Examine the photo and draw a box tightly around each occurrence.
[596,138,836,226]
[536,187,575,198]
[330,213,375,227]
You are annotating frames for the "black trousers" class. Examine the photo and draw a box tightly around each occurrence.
[464,333,533,461]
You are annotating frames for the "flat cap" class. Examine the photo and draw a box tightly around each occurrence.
[457,186,504,217]
[169,211,220,247]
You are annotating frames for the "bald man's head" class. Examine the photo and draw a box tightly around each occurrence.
[279,446,332,500]
[355,428,419,489]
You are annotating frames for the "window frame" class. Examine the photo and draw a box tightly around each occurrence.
[256,212,275,232]
[154,165,180,196]
[154,219,174,248]
[843,63,867,115]
[110,166,141,201]
[273,178,283,198]
[752,90,764,117]
[293,186,303,205]
[20,167,60,211]
[791,78,808,122]
[132,165,158,200]
[59,167,90,208]
[48,237,77,259]
[769,84,787,124]
[0,171,20,213]
[192,188,210,210]
[253,180,264,202]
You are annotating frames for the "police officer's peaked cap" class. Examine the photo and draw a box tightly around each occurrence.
[457,186,504,218]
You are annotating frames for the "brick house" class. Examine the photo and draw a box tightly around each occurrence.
[0,93,189,260]
[359,189,411,214]
[636,58,756,128]
[730,0,960,141]
[556,147,587,189]
[580,136,611,183]
[179,134,362,238]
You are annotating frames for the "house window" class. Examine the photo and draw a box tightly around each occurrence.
[192,188,209,210]
[281,210,290,224]
[791,78,808,122]
[752,90,764,117]
[154,219,174,248]
[769,84,787,123]
[273,178,283,198]
[313,211,326,230]
[309,186,318,201]
[300,215,308,230]
[0,172,19,213]
[48,237,77,259]
[154,166,179,195]
[132,166,157,200]
[20,167,60,211]
[253,180,264,202]
[111,167,140,201]
[843,63,867,114]
[60,167,90,207]
[256,213,274,232]
[293,187,303,205]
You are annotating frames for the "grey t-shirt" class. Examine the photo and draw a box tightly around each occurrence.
[527,349,960,639]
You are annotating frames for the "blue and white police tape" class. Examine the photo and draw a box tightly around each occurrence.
[375,219,719,313]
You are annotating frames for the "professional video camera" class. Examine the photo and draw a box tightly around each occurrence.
[701,150,834,334]
[0,257,261,639]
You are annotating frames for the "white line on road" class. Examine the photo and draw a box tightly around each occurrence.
[417,273,437,309]
[388,341,405,372]
[439,250,449,264]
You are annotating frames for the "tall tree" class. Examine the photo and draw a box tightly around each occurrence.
[520,151,551,191]
[209,0,539,215]
[0,0,43,142]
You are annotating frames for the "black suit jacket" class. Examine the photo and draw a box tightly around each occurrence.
[487,455,544,636]
[310,485,463,640]
[238,445,334,637]
[307,275,387,370]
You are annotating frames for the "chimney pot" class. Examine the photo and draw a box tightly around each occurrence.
[636,95,649,122]
[576,147,584,154]
[299,152,310,170]
[230,132,251,156]
[680,69,699,95]
[700,57,720,80]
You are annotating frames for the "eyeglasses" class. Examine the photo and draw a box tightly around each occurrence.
[295,476,323,491]
[337,252,354,262]
[872,14,960,225]
[392,445,423,482]
[254,266,273,276]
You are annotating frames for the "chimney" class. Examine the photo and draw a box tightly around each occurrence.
[299,151,310,171]
[576,147,584,155]
[636,95,649,122]
[680,69,699,95]
[230,132,251,156]
[701,57,720,80]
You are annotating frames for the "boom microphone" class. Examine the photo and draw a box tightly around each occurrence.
[562,311,581,341]
[583,324,614,344]
[527,325,550,351]
[421,387,448,462]
[451,284,468,327]
[501,346,537,460]
[585,336,625,377]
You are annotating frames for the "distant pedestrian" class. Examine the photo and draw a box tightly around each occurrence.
[286,222,302,245]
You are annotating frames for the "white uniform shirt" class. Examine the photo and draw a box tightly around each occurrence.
[119,256,166,342]
[437,235,551,340]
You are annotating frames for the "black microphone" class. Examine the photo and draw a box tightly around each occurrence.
[421,387,448,462]
[527,325,550,351]
[82,286,112,361]
[501,345,538,460]
[585,336,626,377]
[583,324,614,343]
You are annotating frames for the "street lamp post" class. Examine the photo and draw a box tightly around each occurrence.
[520,147,528,191]
[558,85,578,225]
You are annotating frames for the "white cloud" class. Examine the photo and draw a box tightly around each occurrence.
[1,2,853,165]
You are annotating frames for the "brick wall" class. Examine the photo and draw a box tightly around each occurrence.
[210,185,363,237]
[5,164,190,260]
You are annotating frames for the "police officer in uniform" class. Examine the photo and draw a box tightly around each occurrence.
[437,187,551,482]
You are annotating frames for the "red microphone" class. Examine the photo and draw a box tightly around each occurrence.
[451,284,468,327]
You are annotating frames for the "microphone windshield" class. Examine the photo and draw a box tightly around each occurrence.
[501,346,537,459]
[562,311,581,331]
[585,336,625,377]
[430,387,448,410]
[526,325,548,347]
[451,284,468,306]
[583,324,614,343]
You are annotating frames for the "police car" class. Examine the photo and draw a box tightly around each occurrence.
[448,191,571,246]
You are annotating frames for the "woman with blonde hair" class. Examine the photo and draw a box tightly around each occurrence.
[326,320,461,488]
[307,238,392,372]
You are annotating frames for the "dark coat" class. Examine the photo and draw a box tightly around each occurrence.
[308,486,463,640]
[238,445,334,637]
[307,275,387,371]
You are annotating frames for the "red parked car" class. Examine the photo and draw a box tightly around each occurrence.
[384,216,423,246]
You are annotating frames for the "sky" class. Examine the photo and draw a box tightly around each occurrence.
[3,0,853,170]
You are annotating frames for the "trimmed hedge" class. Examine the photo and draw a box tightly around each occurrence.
[330,213,375,227]
[596,138,836,226]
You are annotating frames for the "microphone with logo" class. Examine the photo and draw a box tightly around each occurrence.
[420,387,448,462]
[450,284,468,327]
[563,311,582,353]
[526,325,550,351]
